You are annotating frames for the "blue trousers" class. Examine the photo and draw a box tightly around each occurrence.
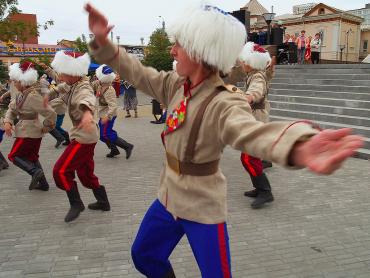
[56,114,68,138]
[131,200,232,278]
[99,117,118,143]
[0,129,4,143]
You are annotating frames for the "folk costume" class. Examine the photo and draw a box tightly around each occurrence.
[0,118,9,172]
[44,66,71,148]
[4,61,56,191]
[51,51,111,223]
[92,64,134,158]
[90,3,320,277]
[239,42,274,208]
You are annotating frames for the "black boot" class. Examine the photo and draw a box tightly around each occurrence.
[0,151,9,170]
[32,161,49,191]
[162,267,176,278]
[250,173,274,209]
[62,132,70,146]
[65,186,85,222]
[262,160,273,169]
[88,185,111,211]
[115,137,134,159]
[49,129,65,148]
[106,141,120,158]
[244,188,258,198]
[12,157,44,190]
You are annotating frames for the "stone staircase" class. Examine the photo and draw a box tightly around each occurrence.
[269,64,370,159]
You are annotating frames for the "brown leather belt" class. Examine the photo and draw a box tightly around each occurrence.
[19,114,38,120]
[166,152,219,176]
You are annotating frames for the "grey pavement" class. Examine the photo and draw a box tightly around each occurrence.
[0,99,370,278]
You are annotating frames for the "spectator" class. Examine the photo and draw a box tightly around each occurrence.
[123,80,138,118]
[310,33,322,64]
[305,36,312,63]
[295,30,307,64]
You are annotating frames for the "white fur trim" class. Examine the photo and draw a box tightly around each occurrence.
[172,60,177,71]
[168,2,246,73]
[239,42,271,71]
[8,63,38,86]
[95,64,116,84]
[51,51,91,76]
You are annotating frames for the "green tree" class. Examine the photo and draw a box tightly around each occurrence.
[143,28,173,71]
[0,0,53,42]
[74,36,88,53]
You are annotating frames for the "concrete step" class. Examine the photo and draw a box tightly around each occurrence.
[272,78,370,86]
[275,64,370,69]
[269,95,370,109]
[269,115,370,159]
[270,108,370,130]
[270,83,370,93]
[274,73,370,80]
[275,68,370,74]
[269,115,370,139]
[269,101,370,118]
[269,89,370,101]
[354,148,370,160]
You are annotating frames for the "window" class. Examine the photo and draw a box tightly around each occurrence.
[363,40,368,52]
[319,8,325,15]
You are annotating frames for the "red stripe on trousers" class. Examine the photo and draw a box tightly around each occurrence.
[103,121,109,141]
[8,138,24,161]
[240,153,258,177]
[217,224,231,278]
[58,143,81,191]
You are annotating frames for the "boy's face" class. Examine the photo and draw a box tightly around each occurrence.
[170,42,200,78]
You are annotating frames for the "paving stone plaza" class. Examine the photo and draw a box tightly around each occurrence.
[0,94,369,278]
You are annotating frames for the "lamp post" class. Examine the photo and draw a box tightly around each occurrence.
[339,44,345,62]
[262,12,275,45]
[345,28,352,64]
[159,16,165,30]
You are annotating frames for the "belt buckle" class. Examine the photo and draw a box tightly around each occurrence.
[166,152,181,175]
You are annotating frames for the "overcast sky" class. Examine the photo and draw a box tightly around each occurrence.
[16,0,368,45]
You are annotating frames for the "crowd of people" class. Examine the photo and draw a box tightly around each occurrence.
[284,30,322,64]
[0,2,364,277]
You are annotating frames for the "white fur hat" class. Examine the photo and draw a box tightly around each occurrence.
[51,51,91,77]
[8,61,38,86]
[95,64,116,84]
[167,2,246,74]
[239,42,271,71]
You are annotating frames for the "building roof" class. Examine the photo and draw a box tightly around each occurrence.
[243,0,268,16]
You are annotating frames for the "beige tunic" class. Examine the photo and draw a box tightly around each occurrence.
[4,85,56,138]
[244,70,270,123]
[49,83,70,115]
[53,77,99,144]
[92,81,118,119]
[90,41,319,224]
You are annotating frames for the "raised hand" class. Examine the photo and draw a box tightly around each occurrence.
[290,128,364,175]
[85,3,114,47]
[4,122,13,137]
[78,110,95,133]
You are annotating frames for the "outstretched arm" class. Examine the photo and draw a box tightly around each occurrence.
[85,3,182,107]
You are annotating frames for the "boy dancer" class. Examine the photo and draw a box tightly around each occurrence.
[238,42,274,208]
[86,3,363,277]
[50,51,111,223]
[92,64,134,158]
[4,61,56,191]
